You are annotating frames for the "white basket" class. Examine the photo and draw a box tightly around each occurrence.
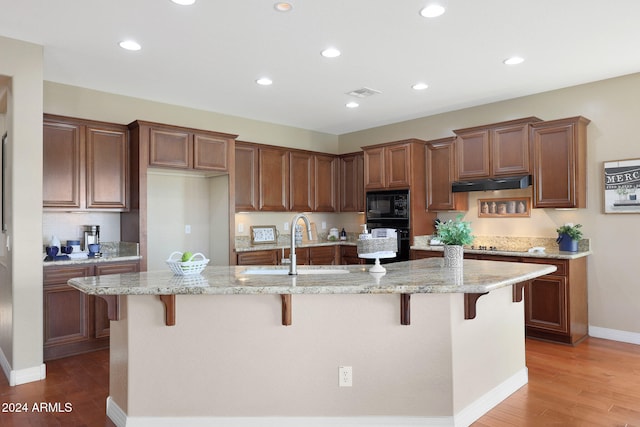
[166,251,210,276]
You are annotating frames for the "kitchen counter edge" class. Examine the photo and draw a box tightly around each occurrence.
[411,245,591,260]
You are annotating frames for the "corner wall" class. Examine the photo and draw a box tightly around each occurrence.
[0,36,44,383]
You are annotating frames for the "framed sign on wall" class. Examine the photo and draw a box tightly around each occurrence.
[604,158,640,213]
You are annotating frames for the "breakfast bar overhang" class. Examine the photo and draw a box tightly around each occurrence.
[68,258,556,427]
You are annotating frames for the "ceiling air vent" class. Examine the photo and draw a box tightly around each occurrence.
[346,87,382,98]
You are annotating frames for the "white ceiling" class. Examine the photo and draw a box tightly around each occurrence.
[1,0,640,135]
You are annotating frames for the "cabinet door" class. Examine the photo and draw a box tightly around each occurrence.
[235,143,259,211]
[314,154,338,212]
[85,124,129,210]
[426,138,467,211]
[364,147,385,190]
[309,246,336,265]
[259,147,289,211]
[43,120,83,208]
[282,247,310,265]
[385,144,411,188]
[236,250,278,265]
[455,130,490,179]
[43,265,94,361]
[491,123,531,176]
[193,133,229,171]
[289,151,314,212]
[524,275,568,334]
[94,262,140,338]
[531,117,589,208]
[340,153,364,212]
[149,127,192,169]
[340,245,364,265]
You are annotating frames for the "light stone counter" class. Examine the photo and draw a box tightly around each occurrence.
[67,258,556,296]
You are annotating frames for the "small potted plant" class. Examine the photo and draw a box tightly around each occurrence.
[556,223,583,252]
[436,215,474,268]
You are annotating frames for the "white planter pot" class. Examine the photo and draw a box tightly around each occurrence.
[443,245,464,268]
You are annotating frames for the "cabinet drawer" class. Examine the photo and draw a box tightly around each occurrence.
[44,266,94,286]
[237,250,278,266]
[521,258,567,276]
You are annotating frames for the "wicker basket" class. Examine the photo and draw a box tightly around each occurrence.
[166,251,210,276]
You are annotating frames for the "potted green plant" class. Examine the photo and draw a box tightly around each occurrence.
[556,223,583,252]
[436,215,474,268]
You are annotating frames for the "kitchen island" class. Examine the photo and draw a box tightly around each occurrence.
[68,258,555,427]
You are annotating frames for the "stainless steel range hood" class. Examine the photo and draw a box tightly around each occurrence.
[451,175,532,192]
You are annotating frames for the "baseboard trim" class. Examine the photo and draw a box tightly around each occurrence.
[589,326,640,345]
[454,367,528,426]
[0,345,46,386]
[105,369,527,427]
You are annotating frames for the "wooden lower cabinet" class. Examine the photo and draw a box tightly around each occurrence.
[43,261,139,361]
[410,249,442,260]
[341,245,364,265]
[236,250,279,266]
[522,257,587,345]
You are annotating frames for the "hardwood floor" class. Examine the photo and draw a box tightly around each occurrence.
[0,338,638,426]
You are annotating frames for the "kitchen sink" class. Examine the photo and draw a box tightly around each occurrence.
[241,268,349,275]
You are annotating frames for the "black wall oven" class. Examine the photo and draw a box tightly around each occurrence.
[365,190,410,262]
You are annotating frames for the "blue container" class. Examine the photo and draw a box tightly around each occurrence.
[556,234,578,252]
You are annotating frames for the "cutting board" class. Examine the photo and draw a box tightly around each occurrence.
[301,222,318,244]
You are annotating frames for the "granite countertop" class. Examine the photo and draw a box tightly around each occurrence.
[67,258,556,296]
[234,237,356,253]
[411,235,592,260]
[43,241,142,267]
[411,244,591,260]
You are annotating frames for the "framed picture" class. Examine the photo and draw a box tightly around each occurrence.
[250,225,279,244]
[478,197,530,218]
[604,158,640,213]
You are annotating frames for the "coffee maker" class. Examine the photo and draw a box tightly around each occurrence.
[83,225,100,251]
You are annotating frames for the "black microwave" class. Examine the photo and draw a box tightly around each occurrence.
[365,190,409,220]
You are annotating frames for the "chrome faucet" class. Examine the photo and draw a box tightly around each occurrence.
[289,213,313,275]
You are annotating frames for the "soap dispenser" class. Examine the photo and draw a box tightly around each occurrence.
[340,228,347,241]
[359,224,371,240]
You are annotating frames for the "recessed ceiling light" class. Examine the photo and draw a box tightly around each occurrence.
[412,82,429,91]
[274,2,292,12]
[171,0,196,5]
[504,56,525,65]
[256,77,273,86]
[420,4,445,18]
[321,48,341,58]
[346,102,359,109]
[119,40,141,51]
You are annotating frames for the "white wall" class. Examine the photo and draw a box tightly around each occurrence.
[0,36,44,382]
[340,73,640,337]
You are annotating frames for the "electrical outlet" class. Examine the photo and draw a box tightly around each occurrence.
[321,221,327,230]
[185,225,191,234]
[284,222,289,231]
[238,223,244,233]
[339,366,352,387]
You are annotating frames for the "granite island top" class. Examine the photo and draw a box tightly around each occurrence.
[67,258,556,296]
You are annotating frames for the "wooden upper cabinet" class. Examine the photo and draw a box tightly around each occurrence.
[193,133,231,171]
[314,154,338,212]
[43,115,129,211]
[86,124,129,210]
[363,146,385,190]
[259,146,289,211]
[491,123,532,176]
[147,122,236,172]
[385,143,411,188]
[289,151,314,212]
[340,152,364,212]
[454,129,490,179]
[43,120,83,209]
[531,116,590,208]
[149,128,191,169]
[426,137,468,211]
[454,117,541,180]
[234,142,259,212]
